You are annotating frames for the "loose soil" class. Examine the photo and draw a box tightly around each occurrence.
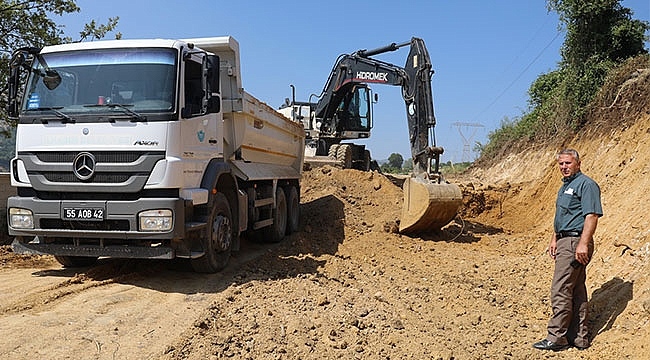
[1,67,649,359]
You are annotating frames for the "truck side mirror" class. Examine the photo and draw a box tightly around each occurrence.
[7,68,20,119]
[206,55,220,113]
[7,52,24,119]
[9,51,26,69]
[42,70,62,90]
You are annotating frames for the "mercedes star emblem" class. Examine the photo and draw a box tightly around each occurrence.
[73,152,96,181]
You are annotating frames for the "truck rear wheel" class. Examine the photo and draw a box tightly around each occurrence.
[285,186,300,234]
[191,193,233,273]
[263,187,287,243]
[54,255,98,268]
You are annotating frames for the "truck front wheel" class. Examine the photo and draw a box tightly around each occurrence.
[336,144,353,169]
[191,193,233,273]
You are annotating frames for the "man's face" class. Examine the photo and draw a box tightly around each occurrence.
[557,154,580,178]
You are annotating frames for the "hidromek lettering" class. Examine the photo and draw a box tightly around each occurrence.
[355,71,389,82]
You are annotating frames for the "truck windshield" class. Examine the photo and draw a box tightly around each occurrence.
[21,48,177,120]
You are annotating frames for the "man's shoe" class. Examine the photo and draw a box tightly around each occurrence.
[574,344,589,350]
[532,339,569,351]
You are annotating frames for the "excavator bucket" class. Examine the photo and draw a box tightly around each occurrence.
[400,177,463,233]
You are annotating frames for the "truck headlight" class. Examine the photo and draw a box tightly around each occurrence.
[139,209,173,231]
[9,208,34,229]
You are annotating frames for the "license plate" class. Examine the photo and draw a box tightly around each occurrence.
[63,207,105,221]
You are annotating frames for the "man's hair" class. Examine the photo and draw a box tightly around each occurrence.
[557,148,580,162]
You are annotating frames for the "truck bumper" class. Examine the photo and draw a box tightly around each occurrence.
[12,238,175,259]
[7,196,188,259]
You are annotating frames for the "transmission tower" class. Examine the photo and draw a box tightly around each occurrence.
[452,122,484,162]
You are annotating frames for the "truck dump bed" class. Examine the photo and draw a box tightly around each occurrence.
[185,37,305,180]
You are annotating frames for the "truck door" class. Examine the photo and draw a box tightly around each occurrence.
[180,51,222,188]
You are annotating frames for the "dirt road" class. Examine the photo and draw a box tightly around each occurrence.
[1,68,649,359]
[0,244,275,359]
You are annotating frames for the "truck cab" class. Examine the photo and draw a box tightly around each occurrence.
[6,37,304,273]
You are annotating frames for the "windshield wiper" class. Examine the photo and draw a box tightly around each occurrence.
[84,103,147,122]
[27,107,75,123]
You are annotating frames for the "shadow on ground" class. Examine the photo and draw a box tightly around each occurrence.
[26,195,345,296]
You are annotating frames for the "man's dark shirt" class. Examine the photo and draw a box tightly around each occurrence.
[554,171,603,233]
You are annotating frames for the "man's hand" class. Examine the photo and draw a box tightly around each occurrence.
[575,241,589,265]
[576,213,599,265]
[548,234,558,259]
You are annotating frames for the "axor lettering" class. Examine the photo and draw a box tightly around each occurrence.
[133,140,159,146]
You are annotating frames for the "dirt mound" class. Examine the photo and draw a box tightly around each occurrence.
[301,166,403,235]
[0,245,56,269]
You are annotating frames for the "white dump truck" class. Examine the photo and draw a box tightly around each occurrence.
[6,36,305,273]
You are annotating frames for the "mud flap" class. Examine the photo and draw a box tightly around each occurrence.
[400,177,462,234]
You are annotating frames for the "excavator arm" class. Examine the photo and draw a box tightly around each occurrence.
[314,50,405,123]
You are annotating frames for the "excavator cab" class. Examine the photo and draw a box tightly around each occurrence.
[331,84,372,135]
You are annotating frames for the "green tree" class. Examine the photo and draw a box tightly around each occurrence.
[544,0,648,122]
[1,0,121,127]
[78,17,121,42]
[548,0,649,67]
[403,157,413,172]
[387,153,403,170]
[380,153,405,174]
[1,0,78,52]
[476,0,648,163]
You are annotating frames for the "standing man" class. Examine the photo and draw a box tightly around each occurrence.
[533,149,603,351]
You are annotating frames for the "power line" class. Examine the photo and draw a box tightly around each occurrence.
[471,29,563,123]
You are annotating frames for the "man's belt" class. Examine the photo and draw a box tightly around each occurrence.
[557,231,581,238]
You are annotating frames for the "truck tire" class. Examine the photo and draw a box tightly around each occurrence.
[285,186,300,234]
[263,187,287,243]
[191,192,233,273]
[54,255,98,268]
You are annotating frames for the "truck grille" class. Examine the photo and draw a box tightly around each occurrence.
[18,151,165,193]
[43,172,132,183]
[41,219,131,231]
[35,152,144,163]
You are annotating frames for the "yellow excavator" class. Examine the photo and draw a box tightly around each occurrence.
[281,37,462,233]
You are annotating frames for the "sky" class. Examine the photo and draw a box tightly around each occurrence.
[58,0,650,163]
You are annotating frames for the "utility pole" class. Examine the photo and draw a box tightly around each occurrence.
[452,122,484,162]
